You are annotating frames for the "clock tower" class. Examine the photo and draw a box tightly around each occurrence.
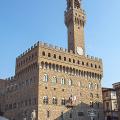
[65,0,86,55]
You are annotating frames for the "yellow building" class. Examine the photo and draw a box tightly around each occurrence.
[0,0,104,120]
[113,82,120,120]
[102,88,118,120]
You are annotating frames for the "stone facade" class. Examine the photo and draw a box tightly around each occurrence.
[102,88,118,120]
[113,82,120,120]
[0,0,104,120]
[0,79,7,116]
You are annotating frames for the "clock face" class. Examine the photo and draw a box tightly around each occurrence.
[77,47,84,55]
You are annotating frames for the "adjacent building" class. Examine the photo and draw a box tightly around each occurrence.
[113,82,120,120]
[0,79,7,116]
[0,0,104,120]
[102,88,118,120]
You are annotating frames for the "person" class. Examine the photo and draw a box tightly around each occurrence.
[31,110,36,120]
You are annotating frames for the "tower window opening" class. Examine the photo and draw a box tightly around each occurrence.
[48,53,51,57]
[64,57,66,61]
[54,54,56,59]
[42,51,45,56]
[69,58,71,62]
[59,56,62,60]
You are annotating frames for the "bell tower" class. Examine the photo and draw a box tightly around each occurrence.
[65,0,86,55]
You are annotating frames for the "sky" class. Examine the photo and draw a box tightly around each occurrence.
[0,0,120,87]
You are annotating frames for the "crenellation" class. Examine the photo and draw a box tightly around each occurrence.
[49,44,54,49]
[16,41,102,63]
[54,46,59,50]
[31,46,34,50]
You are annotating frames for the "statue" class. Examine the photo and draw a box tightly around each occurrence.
[31,110,36,120]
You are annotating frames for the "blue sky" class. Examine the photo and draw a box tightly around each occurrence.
[0,0,120,87]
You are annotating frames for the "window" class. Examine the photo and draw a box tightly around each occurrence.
[88,82,93,89]
[90,101,94,108]
[61,78,65,85]
[94,83,98,90]
[59,56,61,60]
[90,93,93,98]
[64,57,66,61]
[86,62,89,66]
[69,58,71,62]
[54,54,56,59]
[61,98,66,105]
[52,76,57,83]
[82,62,84,65]
[47,110,50,118]
[48,53,51,57]
[95,64,97,68]
[62,89,64,92]
[96,94,99,98]
[80,93,82,97]
[68,79,72,86]
[73,59,75,63]
[42,51,45,56]
[91,63,93,67]
[111,91,116,96]
[79,82,83,88]
[99,65,101,69]
[52,97,57,105]
[43,96,48,104]
[43,74,48,82]
[13,103,17,109]
[106,92,109,97]
[106,102,110,110]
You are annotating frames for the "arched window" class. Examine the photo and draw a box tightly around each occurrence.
[94,83,99,90]
[52,76,57,83]
[59,56,61,60]
[88,82,91,89]
[61,98,66,105]
[43,74,48,82]
[82,62,84,65]
[61,78,65,85]
[91,63,93,67]
[95,64,97,68]
[90,101,94,108]
[90,93,93,98]
[42,51,45,56]
[69,58,71,62]
[43,96,48,104]
[63,66,66,73]
[52,97,57,105]
[79,82,83,88]
[99,65,101,69]
[64,57,66,61]
[48,53,51,57]
[73,59,75,63]
[96,94,99,98]
[53,54,56,59]
[68,79,72,86]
